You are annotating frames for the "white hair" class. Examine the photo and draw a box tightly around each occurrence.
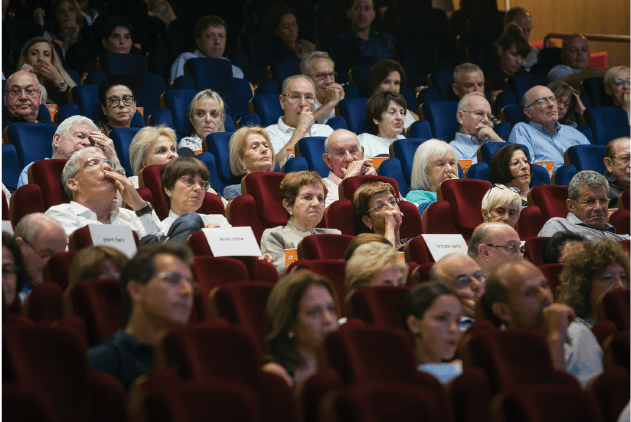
[481,186,522,219]
[52,115,99,154]
[61,146,102,199]
[410,139,457,191]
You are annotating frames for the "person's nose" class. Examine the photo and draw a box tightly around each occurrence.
[322,308,335,326]
[537,287,550,304]
[101,161,113,171]
[449,319,459,334]
[613,275,627,290]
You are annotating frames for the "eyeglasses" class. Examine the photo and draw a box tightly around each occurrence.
[492,183,521,194]
[157,272,195,286]
[72,157,125,178]
[6,88,38,98]
[22,238,53,261]
[509,157,531,168]
[2,264,19,277]
[525,96,556,109]
[367,198,399,213]
[462,110,496,125]
[483,243,525,255]
[570,197,609,208]
[612,154,630,165]
[106,95,135,107]
[613,78,631,86]
[282,93,316,103]
[179,176,210,191]
[454,271,484,290]
[314,71,337,81]
[557,99,571,109]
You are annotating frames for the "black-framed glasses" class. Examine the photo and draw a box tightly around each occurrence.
[21,238,53,261]
[525,96,556,109]
[483,243,525,255]
[367,198,399,214]
[492,183,521,194]
[282,93,316,103]
[6,88,38,98]
[314,71,337,81]
[71,157,125,178]
[179,176,210,191]
[157,272,195,286]
[462,110,496,125]
[613,78,630,86]
[106,95,135,107]
[2,264,19,277]
[454,271,485,290]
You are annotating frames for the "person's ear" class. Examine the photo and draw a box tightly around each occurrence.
[279,95,286,112]
[101,37,108,50]
[566,198,574,213]
[127,280,145,305]
[164,186,173,198]
[478,243,489,257]
[604,85,612,96]
[52,133,62,150]
[282,198,293,215]
[322,153,332,169]
[373,119,379,126]
[456,109,465,125]
[346,8,352,20]
[452,82,459,97]
[481,208,490,222]
[406,315,421,337]
[67,176,80,194]
[361,214,373,230]
[604,157,614,173]
[497,46,504,57]
[491,302,511,323]
[523,105,533,120]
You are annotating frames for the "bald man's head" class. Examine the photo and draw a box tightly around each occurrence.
[430,253,485,318]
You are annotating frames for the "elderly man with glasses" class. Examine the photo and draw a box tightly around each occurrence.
[604,137,630,208]
[539,170,630,240]
[300,51,345,124]
[265,75,334,165]
[508,85,589,170]
[468,222,524,275]
[2,70,53,129]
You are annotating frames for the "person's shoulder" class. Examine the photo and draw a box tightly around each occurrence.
[559,124,590,142]
[315,228,342,235]
[313,124,334,135]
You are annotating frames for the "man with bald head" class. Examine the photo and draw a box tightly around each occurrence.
[429,253,485,329]
[468,222,523,275]
[452,63,485,100]
[548,34,606,89]
[486,257,603,389]
[321,129,376,207]
[508,85,589,170]
[3,70,52,129]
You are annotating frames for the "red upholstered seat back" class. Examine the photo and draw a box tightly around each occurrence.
[340,175,401,201]
[537,263,563,301]
[326,199,356,236]
[242,172,288,228]
[347,286,411,329]
[404,235,434,264]
[437,179,492,237]
[29,159,68,209]
[297,233,354,260]
[528,185,569,222]
[620,189,630,210]
[9,184,46,227]
[522,237,550,266]
[43,251,78,290]
[602,289,630,331]
[25,282,63,322]
[290,259,347,317]
[192,256,249,319]
[139,164,169,220]
[516,206,544,238]
[609,209,630,235]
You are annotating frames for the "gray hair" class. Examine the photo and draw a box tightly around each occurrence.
[62,146,102,199]
[410,139,457,191]
[568,170,609,200]
[344,242,409,292]
[457,91,487,111]
[300,51,335,76]
[14,213,63,243]
[481,185,522,219]
[604,66,630,91]
[281,74,315,95]
[453,63,482,85]
[468,223,492,258]
[129,125,177,175]
[52,116,99,155]
[323,129,359,157]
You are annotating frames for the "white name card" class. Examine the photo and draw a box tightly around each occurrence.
[88,224,137,258]
[204,227,261,257]
[2,221,14,235]
[421,234,468,261]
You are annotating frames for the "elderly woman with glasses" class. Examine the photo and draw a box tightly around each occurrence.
[489,144,532,206]
[95,74,137,136]
[548,81,586,128]
[604,66,630,123]
[481,184,523,228]
[358,91,407,158]
[354,181,407,250]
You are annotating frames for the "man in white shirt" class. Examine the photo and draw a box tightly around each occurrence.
[300,51,345,124]
[321,129,375,207]
[265,75,334,164]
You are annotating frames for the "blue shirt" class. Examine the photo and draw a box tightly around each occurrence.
[548,64,582,83]
[451,132,487,164]
[334,29,396,62]
[508,121,590,170]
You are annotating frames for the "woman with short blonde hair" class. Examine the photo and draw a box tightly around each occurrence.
[345,242,409,293]
[128,125,178,188]
[179,89,226,152]
[481,184,522,228]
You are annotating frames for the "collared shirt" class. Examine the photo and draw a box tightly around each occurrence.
[357,132,405,158]
[265,117,334,157]
[314,98,336,124]
[548,64,582,83]
[538,211,630,240]
[170,49,244,84]
[565,321,603,389]
[45,201,164,238]
[403,111,415,130]
[161,209,231,233]
[178,133,204,152]
[451,132,487,164]
[508,121,590,170]
[322,170,342,208]
[2,108,54,130]
[88,329,154,390]
[605,171,627,209]
[334,29,396,62]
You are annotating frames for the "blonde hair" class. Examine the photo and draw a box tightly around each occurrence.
[410,139,458,191]
[67,245,128,287]
[345,242,409,292]
[481,185,522,221]
[187,89,226,135]
[228,126,276,177]
[128,125,177,175]
[17,37,77,91]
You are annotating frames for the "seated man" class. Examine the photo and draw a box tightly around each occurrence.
[169,15,244,84]
[429,253,485,329]
[508,85,589,169]
[88,243,194,389]
[603,137,630,208]
[468,222,523,275]
[321,129,376,207]
[300,51,345,124]
[17,115,120,189]
[265,75,334,164]
[3,70,52,129]
[548,34,607,88]
[13,213,67,301]
[452,63,485,100]
[452,92,504,163]
[539,170,630,240]
[486,257,603,389]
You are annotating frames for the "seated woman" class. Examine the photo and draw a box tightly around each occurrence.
[261,171,341,271]
[402,282,463,384]
[160,157,231,232]
[604,65,630,123]
[44,0,83,56]
[353,181,405,250]
[225,126,276,200]
[406,139,459,215]
[489,143,531,206]
[129,125,179,188]
[543,232,587,264]
[179,89,226,153]
[95,74,137,136]
[17,36,76,106]
[67,245,128,287]
[483,23,529,93]
[265,4,315,60]
[263,269,339,386]
[365,59,419,128]
[358,91,407,158]
[558,238,629,327]
[481,184,522,228]
[2,232,32,307]
[80,18,136,80]
[548,80,586,128]
[345,242,408,294]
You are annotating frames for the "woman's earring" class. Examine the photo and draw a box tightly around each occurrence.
[288,331,294,338]
[373,119,379,125]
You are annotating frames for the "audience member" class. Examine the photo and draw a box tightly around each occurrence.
[300,51,344,124]
[365,59,419,126]
[604,66,630,122]
[358,91,406,157]
[321,129,375,207]
[265,4,315,60]
[265,75,333,164]
[548,34,607,88]
[128,125,178,188]
[539,170,630,240]
[13,213,67,300]
[88,243,194,389]
[178,89,226,153]
[509,85,589,169]
[17,37,76,106]
[451,92,504,163]
[145,0,176,29]
[261,171,341,271]
[80,18,135,79]
[603,137,630,208]
[503,7,538,70]
[343,232,392,260]
[452,63,485,100]
[353,181,406,249]
[486,257,603,389]
[67,245,128,287]
[489,144,532,205]
[481,184,522,228]
[345,242,408,293]
[2,70,50,129]
[263,269,339,387]
[548,80,585,128]
[402,282,463,384]
[406,139,458,215]
[542,232,587,264]
[428,253,484,328]
[468,222,523,275]
[2,232,32,306]
[558,238,629,327]
[44,0,83,56]
[483,23,529,92]
[95,74,137,136]
[170,15,244,84]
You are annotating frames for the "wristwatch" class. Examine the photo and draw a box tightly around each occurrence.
[135,202,153,217]
[57,80,67,91]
